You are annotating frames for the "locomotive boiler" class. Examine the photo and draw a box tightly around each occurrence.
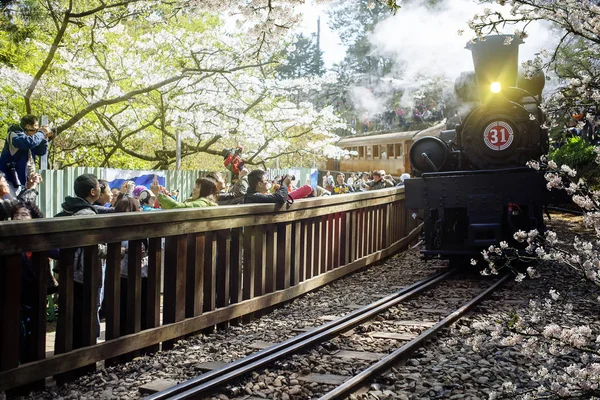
[405,35,549,263]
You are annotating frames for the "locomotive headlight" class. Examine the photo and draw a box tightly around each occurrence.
[490,81,502,93]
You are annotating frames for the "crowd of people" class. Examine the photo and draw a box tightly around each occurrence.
[320,170,411,194]
[0,114,414,220]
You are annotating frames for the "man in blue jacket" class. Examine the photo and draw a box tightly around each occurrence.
[0,114,50,195]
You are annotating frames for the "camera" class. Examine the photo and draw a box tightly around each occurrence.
[41,127,59,141]
[279,174,295,185]
[40,115,58,140]
[5,162,21,187]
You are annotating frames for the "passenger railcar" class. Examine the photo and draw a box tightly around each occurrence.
[327,123,445,176]
[405,35,549,264]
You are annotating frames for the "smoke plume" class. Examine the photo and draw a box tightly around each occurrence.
[369,0,559,85]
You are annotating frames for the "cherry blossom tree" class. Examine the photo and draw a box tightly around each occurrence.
[0,0,359,169]
[458,150,600,399]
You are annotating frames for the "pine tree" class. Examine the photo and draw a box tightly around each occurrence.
[277,33,325,79]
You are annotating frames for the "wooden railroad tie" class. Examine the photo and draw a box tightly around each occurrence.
[369,331,418,340]
[139,378,178,395]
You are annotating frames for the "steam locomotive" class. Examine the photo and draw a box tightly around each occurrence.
[405,35,549,264]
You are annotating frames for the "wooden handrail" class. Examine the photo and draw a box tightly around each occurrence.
[0,188,406,255]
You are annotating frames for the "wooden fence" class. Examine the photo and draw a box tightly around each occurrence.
[0,187,421,392]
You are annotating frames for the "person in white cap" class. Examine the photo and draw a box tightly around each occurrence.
[397,173,411,187]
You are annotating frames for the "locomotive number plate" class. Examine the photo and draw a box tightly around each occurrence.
[483,121,514,151]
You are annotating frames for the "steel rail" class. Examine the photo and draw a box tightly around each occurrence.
[148,269,454,400]
[546,206,584,216]
[319,273,511,400]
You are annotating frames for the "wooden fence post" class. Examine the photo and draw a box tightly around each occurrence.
[242,226,255,323]
[216,230,231,330]
[123,240,142,360]
[202,232,217,334]
[104,243,121,366]
[276,223,291,290]
[163,235,187,350]
[0,255,22,372]
[292,221,302,286]
[186,234,204,319]
[144,237,163,354]
[229,228,243,326]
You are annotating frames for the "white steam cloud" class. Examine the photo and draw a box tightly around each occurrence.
[348,86,385,115]
[370,0,560,84]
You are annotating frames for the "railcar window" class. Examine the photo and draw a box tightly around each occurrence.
[395,144,402,157]
[367,145,372,159]
[358,146,365,159]
[373,145,379,158]
[380,145,387,159]
[387,144,394,158]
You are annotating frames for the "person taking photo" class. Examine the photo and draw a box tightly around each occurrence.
[0,114,51,196]
[244,170,290,204]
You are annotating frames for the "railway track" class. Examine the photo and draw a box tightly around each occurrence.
[147,269,509,400]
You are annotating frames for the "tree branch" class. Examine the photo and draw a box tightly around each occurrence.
[24,0,72,113]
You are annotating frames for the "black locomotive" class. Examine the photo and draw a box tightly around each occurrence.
[405,35,549,264]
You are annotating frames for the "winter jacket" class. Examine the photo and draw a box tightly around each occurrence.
[244,185,289,205]
[158,193,218,209]
[366,179,394,191]
[289,184,313,200]
[219,176,249,205]
[0,125,48,190]
[55,196,101,284]
[55,196,98,217]
[93,204,115,214]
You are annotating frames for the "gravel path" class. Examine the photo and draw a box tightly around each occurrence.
[18,212,598,400]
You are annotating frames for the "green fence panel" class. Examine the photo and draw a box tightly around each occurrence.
[36,167,217,218]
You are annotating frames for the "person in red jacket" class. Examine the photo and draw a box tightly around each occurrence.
[222,146,245,176]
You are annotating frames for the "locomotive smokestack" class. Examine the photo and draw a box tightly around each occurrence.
[466,35,523,103]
